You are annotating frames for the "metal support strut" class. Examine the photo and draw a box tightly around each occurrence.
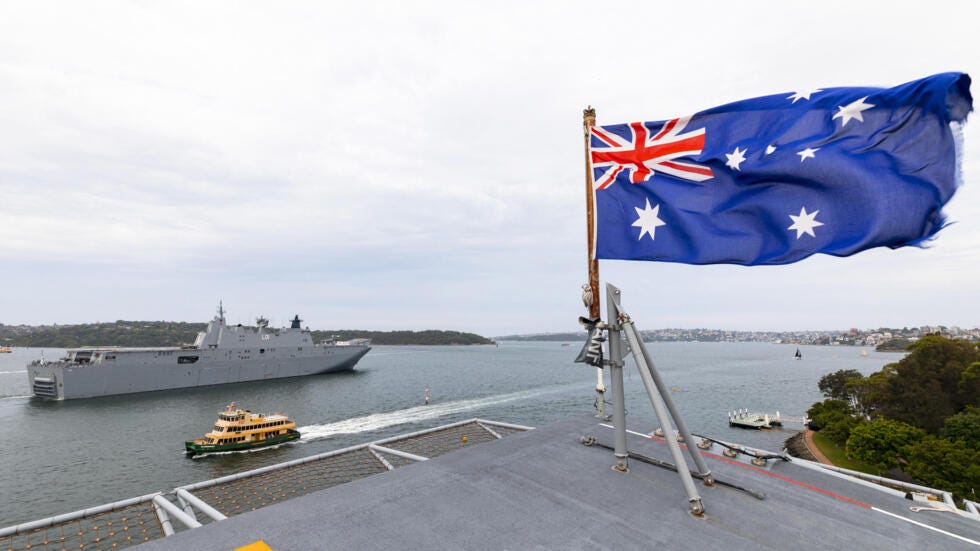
[606,285,629,473]
[606,283,709,515]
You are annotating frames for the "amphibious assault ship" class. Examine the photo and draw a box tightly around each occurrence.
[25,305,370,400]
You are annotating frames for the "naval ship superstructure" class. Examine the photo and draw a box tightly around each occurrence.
[26,306,371,400]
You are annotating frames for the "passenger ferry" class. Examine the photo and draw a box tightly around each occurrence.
[185,403,300,456]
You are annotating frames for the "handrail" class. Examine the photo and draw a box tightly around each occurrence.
[0,492,161,538]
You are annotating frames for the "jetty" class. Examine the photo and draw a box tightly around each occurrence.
[729,409,809,429]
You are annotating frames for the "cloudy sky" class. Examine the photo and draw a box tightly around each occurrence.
[1,1,977,337]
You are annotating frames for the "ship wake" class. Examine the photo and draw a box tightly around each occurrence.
[297,384,577,442]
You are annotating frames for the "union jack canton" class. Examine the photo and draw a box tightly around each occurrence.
[591,117,713,189]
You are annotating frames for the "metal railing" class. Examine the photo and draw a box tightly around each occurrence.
[0,418,531,551]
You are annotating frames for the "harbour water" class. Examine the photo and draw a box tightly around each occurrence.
[0,341,900,527]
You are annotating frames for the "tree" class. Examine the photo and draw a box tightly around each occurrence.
[807,399,862,447]
[940,406,980,449]
[958,362,980,408]
[877,336,980,433]
[905,436,980,502]
[846,366,892,420]
[845,419,926,472]
[818,369,864,401]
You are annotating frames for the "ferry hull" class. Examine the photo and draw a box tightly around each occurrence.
[185,429,301,456]
[27,346,369,401]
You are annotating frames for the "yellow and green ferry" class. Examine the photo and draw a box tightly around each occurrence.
[185,402,300,456]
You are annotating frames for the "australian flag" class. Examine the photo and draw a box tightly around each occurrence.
[591,73,973,265]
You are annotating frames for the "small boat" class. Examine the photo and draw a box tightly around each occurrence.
[794,348,802,360]
[0,346,11,353]
[185,402,300,456]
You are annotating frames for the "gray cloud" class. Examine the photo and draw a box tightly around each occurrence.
[1,1,977,335]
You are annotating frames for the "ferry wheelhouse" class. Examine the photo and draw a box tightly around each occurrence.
[185,403,300,456]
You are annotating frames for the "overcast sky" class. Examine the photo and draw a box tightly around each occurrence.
[1,1,977,337]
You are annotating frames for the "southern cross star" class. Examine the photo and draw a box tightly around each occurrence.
[725,146,747,171]
[797,147,819,162]
[787,88,823,103]
[832,96,874,126]
[788,207,824,239]
[633,198,666,241]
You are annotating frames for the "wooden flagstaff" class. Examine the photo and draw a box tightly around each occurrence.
[582,106,601,321]
[582,106,607,420]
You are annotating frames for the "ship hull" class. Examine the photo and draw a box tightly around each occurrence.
[27,346,370,400]
[185,429,301,456]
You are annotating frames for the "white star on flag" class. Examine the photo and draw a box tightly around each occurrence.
[787,88,823,103]
[788,207,824,239]
[725,146,747,170]
[765,145,777,155]
[832,96,875,126]
[632,199,666,241]
[797,147,819,162]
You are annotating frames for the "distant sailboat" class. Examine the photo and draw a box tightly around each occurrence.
[795,348,802,360]
[861,349,868,357]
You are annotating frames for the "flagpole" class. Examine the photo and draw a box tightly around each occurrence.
[583,106,607,420]
[583,106,600,320]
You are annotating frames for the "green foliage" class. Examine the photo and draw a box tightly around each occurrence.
[810,432,878,475]
[959,362,980,407]
[877,335,980,433]
[313,329,493,346]
[940,407,980,449]
[875,338,915,351]
[807,399,862,447]
[818,369,863,400]
[807,336,980,498]
[845,366,893,420]
[845,419,926,472]
[0,322,493,347]
[0,321,206,348]
[806,399,852,428]
[905,436,980,502]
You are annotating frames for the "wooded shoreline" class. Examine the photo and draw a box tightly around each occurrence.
[0,321,493,347]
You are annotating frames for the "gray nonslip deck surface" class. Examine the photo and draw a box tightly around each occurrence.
[139,415,980,550]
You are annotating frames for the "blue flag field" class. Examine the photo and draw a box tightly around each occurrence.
[591,72,973,265]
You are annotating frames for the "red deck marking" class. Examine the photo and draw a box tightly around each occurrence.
[699,449,872,509]
[610,425,873,509]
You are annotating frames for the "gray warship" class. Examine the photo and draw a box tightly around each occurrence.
[25,305,371,400]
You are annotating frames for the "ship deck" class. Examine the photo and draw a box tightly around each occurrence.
[134,415,979,551]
